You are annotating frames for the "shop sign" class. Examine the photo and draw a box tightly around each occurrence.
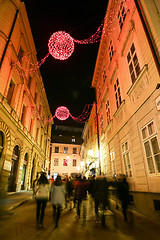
[3,160,11,171]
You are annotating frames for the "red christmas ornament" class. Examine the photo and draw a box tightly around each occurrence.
[48,31,75,60]
[55,106,70,120]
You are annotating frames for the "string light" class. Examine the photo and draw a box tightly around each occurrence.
[13,0,131,74]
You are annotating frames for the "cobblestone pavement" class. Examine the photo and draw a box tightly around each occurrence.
[0,193,160,240]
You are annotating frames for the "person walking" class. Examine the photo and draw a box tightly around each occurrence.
[117,175,130,222]
[92,176,109,227]
[50,175,66,228]
[74,175,88,221]
[35,172,50,229]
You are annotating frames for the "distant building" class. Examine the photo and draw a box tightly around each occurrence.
[0,0,52,196]
[50,125,83,179]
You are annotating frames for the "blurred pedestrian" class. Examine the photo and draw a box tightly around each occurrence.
[74,175,89,221]
[35,172,50,229]
[117,175,130,222]
[92,176,109,227]
[66,177,74,210]
[50,175,66,228]
[33,173,38,199]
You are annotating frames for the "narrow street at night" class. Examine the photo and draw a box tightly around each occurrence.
[0,194,160,240]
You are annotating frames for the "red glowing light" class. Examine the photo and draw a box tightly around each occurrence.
[55,106,70,120]
[48,31,75,60]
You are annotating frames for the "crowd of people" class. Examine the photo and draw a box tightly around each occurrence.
[33,172,130,230]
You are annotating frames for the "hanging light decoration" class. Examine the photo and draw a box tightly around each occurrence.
[48,31,75,60]
[55,106,70,120]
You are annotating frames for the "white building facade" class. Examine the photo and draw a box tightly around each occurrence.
[50,143,81,179]
[82,0,160,220]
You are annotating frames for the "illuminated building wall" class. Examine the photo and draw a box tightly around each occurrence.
[89,0,160,220]
[50,125,83,179]
[50,143,81,179]
[0,0,52,195]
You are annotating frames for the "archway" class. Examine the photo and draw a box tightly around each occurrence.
[21,153,28,190]
[8,145,20,192]
[0,131,4,160]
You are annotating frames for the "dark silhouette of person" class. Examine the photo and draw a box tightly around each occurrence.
[35,172,50,229]
[50,175,66,228]
[74,175,89,219]
[66,177,74,210]
[117,175,130,222]
[92,176,109,227]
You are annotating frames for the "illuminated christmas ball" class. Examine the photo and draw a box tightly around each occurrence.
[48,31,75,60]
[55,106,70,120]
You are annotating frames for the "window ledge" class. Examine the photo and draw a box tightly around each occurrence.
[113,100,125,118]
[127,64,148,96]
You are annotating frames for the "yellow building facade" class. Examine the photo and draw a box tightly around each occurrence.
[0,0,52,196]
[82,0,160,220]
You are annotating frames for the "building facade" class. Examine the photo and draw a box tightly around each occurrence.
[50,125,83,179]
[0,0,52,196]
[82,0,160,220]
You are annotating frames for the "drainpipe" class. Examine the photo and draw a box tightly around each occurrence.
[0,9,19,69]
[135,0,160,76]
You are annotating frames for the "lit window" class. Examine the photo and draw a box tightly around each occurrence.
[64,147,68,153]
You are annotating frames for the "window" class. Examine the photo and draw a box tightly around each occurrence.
[21,105,27,125]
[118,2,126,30]
[73,159,77,166]
[73,148,77,154]
[122,141,132,177]
[54,158,59,166]
[110,151,116,177]
[36,128,39,142]
[28,76,32,89]
[98,84,101,99]
[63,159,68,166]
[109,40,114,62]
[72,136,76,142]
[102,66,107,84]
[34,92,38,104]
[7,80,15,105]
[64,147,68,153]
[55,147,59,153]
[106,100,111,124]
[114,78,122,109]
[18,46,24,63]
[127,43,140,84]
[100,115,104,134]
[142,121,160,174]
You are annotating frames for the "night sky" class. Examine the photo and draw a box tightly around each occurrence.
[23,0,108,127]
